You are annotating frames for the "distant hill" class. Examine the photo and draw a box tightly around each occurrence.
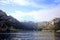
[0,10,60,32]
[0,10,25,31]
[0,10,37,31]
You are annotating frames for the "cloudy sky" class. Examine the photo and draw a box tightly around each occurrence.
[0,0,60,22]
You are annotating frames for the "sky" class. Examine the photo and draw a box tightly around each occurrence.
[0,0,60,22]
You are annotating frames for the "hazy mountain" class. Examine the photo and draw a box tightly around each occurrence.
[0,10,37,30]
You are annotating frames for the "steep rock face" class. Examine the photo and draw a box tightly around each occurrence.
[0,10,8,30]
[0,10,7,16]
[0,10,38,30]
[0,10,18,31]
[0,10,10,39]
[0,10,22,30]
[52,18,60,31]
[0,10,8,21]
[0,10,33,30]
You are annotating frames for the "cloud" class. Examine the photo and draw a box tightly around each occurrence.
[8,6,60,22]
[8,11,27,21]
[11,0,30,6]
[0,0,60,22]
[0,0,32,5]
[0,0,12,5]
[0,0,60,8]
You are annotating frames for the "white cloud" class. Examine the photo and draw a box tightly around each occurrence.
[11,0,30,6]
[9,11,27,21]
[0,0,32,5]
[8,6,60,22]
[0,0,12,5]
[1,0,60,22]
[0,0,59,8]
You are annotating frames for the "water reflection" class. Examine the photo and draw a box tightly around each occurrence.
[0,31,58,40]
[55,32,60,40]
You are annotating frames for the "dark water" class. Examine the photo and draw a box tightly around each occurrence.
[0,31,56,40]
[55,32,60,40]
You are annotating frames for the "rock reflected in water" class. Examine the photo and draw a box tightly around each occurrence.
[0,31,55,40]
